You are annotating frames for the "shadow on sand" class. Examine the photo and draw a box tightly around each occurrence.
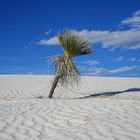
[78,88,140,99]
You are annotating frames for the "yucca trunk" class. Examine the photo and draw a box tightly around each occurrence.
[48,75,60,98]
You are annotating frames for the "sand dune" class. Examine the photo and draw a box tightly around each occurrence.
[0,75,140,140]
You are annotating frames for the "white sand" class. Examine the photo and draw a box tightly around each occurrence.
[0,75,140,140]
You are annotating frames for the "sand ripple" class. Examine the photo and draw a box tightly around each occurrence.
[0,75,140,140]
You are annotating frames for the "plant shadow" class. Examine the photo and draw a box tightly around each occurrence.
[78,88,140,99]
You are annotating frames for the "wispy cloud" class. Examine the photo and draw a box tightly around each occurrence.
[86,66,139,76]
[127,57,140,62]
[116,56,124,62]
[38,9,140,50]
[115,56,140,62]
[129,57,137,62]
[82,60,99,65]
[45,29,52,35]
[121,9,140,28]
[109,66,138,74]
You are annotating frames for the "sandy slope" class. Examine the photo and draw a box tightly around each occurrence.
[0,75,140,140]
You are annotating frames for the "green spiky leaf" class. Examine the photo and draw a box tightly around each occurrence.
[58,30,91,57]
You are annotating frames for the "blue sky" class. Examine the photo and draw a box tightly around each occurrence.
[0,0,140,77]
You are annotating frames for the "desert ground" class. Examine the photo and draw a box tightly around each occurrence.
[0,75,140,140]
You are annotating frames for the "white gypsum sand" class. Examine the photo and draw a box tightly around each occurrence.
[0,75,140,140]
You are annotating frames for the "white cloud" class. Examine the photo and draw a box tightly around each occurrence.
[134,10,140,16]
[109,66,137,74]
[78,29,140,50]
[128,57,140,62]
[82,60,99,65]
[86,66,138,76]
[121,9,140,28]
[88,67,107,75]
[38,36,59,45]
[78,30,110,44]
[129,57,136,62]
[116,56,124,61]
[38,9,140,50]
[115,57,140,62]
[38,29,140,50]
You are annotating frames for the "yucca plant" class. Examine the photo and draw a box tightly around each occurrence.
[48,30,91,98]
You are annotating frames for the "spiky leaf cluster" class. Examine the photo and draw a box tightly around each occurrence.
[47,30,91,87]
[58,31,91,57]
